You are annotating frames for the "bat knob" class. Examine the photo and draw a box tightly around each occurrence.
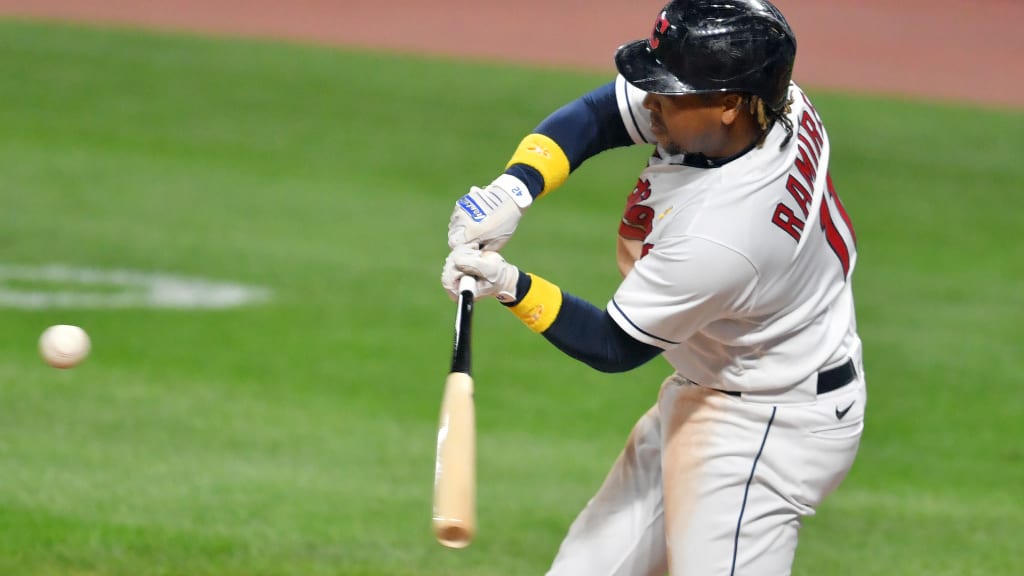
[433,519,474,549]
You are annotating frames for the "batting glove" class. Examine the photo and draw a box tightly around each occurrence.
[441,246,520,303]
[447,174,532,250]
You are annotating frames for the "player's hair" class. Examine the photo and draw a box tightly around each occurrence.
[750,95,794,148]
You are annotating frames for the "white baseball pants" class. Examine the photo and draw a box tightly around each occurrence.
[545,372,865,576]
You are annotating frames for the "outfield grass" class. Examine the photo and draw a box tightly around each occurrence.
[0,20,1021,575]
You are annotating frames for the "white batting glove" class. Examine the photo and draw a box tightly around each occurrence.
[447,174,533,250]
[441,246,520,303]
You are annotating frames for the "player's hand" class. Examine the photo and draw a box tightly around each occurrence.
[447,174,532,250]
[441,246,520,302]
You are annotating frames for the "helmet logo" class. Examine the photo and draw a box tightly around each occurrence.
[650,11,670,50]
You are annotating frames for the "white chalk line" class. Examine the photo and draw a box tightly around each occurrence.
[0,264,272,309]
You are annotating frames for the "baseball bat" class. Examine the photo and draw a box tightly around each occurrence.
[432,275,477,548]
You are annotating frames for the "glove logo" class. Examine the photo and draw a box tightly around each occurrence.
[457,195,487,223]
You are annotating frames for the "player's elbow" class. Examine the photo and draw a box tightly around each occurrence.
[588,358,631,373]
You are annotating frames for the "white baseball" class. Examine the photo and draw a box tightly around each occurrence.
[39,324,91,369]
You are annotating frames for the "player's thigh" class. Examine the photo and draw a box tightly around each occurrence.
[725,382,865,573]
[547,402,669,576]
[658,382,806,575]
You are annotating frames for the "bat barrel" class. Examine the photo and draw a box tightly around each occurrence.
[433,277,478,549]
[432,372,477,548]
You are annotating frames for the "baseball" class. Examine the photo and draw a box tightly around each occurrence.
[39,324,91,369]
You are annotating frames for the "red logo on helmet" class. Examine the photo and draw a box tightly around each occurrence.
[650,11,670,50]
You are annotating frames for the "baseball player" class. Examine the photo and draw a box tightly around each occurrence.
[442,1,866,574]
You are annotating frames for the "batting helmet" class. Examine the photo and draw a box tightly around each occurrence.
[615,0,797,110]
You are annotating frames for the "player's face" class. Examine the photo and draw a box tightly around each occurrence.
[643,93,734,157]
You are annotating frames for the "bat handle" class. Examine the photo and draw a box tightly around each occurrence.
[458,275,477,298]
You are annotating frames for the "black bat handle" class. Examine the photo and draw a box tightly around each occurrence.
[450,277,476,374]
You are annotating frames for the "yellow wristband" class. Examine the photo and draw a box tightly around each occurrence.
[506,134,570,198]
[508,273,563,333]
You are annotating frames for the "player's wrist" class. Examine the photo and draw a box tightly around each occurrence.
[489,174,532,209]
[500,270,533,307]
[504,272,563,333]
[503,164,545,201]
[505,133,570,198]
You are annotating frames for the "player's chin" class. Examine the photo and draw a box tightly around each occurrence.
[651,130,683,156]
[658,139,684,156]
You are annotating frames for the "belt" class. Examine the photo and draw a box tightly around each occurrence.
[717,359,856,397]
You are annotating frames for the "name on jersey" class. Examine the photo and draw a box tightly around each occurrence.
[771,93,828,242]
[771,93,856,276]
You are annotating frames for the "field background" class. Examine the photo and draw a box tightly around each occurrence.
[1,2,1023,575]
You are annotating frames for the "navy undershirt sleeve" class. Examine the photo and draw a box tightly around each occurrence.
[544,292,664,373]
[505,273,663,373]
[505,81,634,198]
[504,164,545,199]
[535,81,634,170]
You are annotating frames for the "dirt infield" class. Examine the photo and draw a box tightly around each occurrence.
[1,0,1022,108]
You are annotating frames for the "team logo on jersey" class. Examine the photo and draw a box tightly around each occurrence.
[619,178,655,241]
[457,195,487,222]
[649,11,670,50]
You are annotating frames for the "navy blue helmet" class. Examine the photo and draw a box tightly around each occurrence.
[615,0,797,111]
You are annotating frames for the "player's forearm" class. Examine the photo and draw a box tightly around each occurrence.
[502,272,662,373]
[504,82,633,200]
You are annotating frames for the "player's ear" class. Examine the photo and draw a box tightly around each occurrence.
[720,93,745,126]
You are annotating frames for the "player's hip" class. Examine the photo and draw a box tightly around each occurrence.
[656,375,864,570]
[657,368,866,460]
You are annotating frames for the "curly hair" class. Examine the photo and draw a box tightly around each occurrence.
[750,94,795,148]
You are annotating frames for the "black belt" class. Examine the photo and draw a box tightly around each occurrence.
[717,359,856,397]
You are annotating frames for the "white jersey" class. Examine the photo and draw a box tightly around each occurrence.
[608,76,861,394]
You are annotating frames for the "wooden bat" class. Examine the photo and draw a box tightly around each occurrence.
[432,275,477,548]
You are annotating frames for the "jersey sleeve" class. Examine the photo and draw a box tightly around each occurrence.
[614,74,656,145]
[607,235,759,349]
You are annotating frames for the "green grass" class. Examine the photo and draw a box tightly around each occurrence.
[0,19,1022,575]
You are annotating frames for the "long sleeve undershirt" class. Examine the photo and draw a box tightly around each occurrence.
[499,82,660,372]
[505,81,635,199]
[506,272,663,373]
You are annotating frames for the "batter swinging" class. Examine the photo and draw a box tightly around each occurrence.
[442,1,866,574]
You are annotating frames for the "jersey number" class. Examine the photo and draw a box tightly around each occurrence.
[822,173,856,277]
